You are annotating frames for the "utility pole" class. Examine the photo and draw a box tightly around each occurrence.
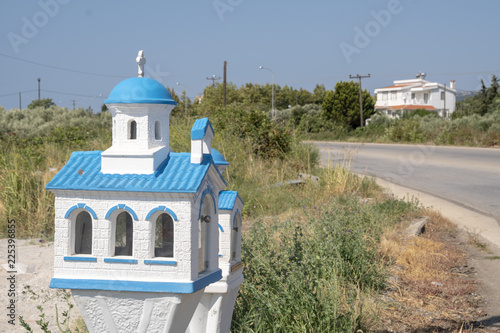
[206,75,221,87]
[349,73,370,127]
[71,99,77,110]
[443,83,447,119]
[223,61,227,107]
[19,92,21,110]
[38,78,41,101]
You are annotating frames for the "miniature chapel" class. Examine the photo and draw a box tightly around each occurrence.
[46,51,243,333]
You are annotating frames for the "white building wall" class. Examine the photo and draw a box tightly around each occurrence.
[52,191,197,282]
[375,79,456,115]
[107,103,174,151]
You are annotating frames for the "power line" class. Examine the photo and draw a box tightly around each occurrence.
[0,53,129,79]
[42,89,106,99]
[0,89,106,99]
[0,90,37,98]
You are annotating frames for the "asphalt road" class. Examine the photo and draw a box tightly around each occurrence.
[312,142,500,225]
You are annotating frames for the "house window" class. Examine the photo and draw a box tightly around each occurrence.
[115,212,133,256]
[441,92,445,100]
[424,93,429,103]
[231,214,242,261]
[155,213,174,257]
[391,91,397,100]
[74,211,92,255]
[391,111,396,118]
[381,92,387,101]
[198,195,213,274]
[129,120,137,140]
[411,93,416,100]
[154,121,161,140]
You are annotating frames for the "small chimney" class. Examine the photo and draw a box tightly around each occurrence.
[450,80,456,90]
[190,118,214,164]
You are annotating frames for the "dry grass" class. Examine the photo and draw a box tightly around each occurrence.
[376,210,485,332]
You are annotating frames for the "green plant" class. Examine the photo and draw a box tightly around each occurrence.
[233,195,420,332]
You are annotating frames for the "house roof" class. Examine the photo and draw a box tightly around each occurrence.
[211,149,229,166]
[46,150,226,193]
[377,104,437,111]
[218,191,243,210]
[104,77,177,105]
[379,83,414,90]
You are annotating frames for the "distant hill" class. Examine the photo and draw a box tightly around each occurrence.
[456,90,477,102]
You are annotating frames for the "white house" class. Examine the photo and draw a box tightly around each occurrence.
[374,73,456,118]
[46,51,243,333]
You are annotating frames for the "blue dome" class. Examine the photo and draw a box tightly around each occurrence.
[104,77,177,105]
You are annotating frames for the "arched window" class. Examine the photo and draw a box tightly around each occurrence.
[155,213,174,257]
[129,120,137,140]
[115,211,133,256]
[198,195,213,274]
[231,213,242,261]
[75,211,92,255]
[154,120,161,140]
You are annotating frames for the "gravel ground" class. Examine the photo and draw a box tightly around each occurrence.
[0,239,84,332]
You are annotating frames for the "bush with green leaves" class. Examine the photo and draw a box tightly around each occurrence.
[402,109,440,119]
[0,106,111,138]
[232,196,420,332]
[213,104,292,159]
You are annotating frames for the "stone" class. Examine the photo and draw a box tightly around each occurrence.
[405,216,430,237]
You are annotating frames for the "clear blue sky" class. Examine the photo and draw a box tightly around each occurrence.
[1,0,500,111]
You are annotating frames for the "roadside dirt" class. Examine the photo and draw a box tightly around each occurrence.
[375,178,500,332]
[0,239,84,333]
[377,210,500,332]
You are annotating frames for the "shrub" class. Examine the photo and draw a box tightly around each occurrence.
[213,104,292,159]
[233,196,420,332]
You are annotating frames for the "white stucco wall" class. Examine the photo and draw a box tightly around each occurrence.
[375,79,456,115]
[107,103,174,151]
[53,191,198,282]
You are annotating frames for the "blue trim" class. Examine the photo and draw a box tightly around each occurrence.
[64,204,98,219]
[198,187,217,219]
[103,258,138,264]
[144,260,177,266]
[218,223,224,232]
[218,254,222,257]
[64,256,97,262]
[145,206,178,221]
[50,269,222,293]
[105,205,138,221]
[124,206,138,220]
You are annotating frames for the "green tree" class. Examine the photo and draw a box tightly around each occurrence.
[27,98,55,109]
[454,75,500,119]
[322,81,374,128]
[313,84,326,104]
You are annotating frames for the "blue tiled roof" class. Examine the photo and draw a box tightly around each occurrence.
[212,149,229,166]
[46,151,226,193]
[191,118,214,140]
[104,77,177,105]
[218,191,243,210]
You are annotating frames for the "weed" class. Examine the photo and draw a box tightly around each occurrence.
[467,229,491,253]
[233,195,419,332]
